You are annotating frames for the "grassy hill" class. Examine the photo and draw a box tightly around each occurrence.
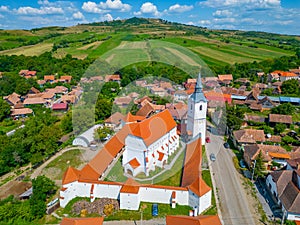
[0,17,298,70]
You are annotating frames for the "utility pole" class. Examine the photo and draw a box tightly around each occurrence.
[140,210,143,225]
[251,159,257,181]
[280,209,286,225]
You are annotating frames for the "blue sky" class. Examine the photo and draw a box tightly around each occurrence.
[0,0,299,35]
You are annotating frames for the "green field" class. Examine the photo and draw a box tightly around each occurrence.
[0,18,298,66]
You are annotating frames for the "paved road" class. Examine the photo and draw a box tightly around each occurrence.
[206,128,256,225]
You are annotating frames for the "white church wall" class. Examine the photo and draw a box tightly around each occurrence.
[139,187,189,205]
[93,183,121,199]
[123,135,146,166]
[120,193,140,210]
[198,190,212,214]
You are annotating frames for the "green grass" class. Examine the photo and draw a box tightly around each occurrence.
[42,149,84,180]
[202,170,217,215]
[0,119,21,134]
[105,157,127,182]
[105,202,192,221]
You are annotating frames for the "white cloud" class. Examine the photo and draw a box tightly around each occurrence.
[186,21,195,25]
[82,0,131,13]
[199,20,211,26]
[37,0,50,5]
[213,17,236,23]
[200,0,280,9]
[99,0,131,12]
[0,6,9,12]
[134,2,161,17]
[16,6,64,15]
[73,11,85,20]
[101,13,113,21]
[168,4,193,13]
[213,9,232,17]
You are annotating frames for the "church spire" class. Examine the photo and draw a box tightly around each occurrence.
[191,72,207,103]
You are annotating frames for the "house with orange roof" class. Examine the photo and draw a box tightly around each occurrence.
[279,71,298,82]
[60,217,104,225]
[44,75,55,83]
[59,75,72,83]
[105,74,121,83]
[166,215,222,225]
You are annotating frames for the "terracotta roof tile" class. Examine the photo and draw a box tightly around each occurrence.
[166,215,222,225]
[233,129,265,144]
[11,108,33,116]
[218,74,233,81]
[62,167,80,185]
[23,97,46,105]
[44,75,55,81]
[120,178,140,194]
[104,112,124,125]
[128,158,140,168]
[269,114,292,124]
[60,217,104,225]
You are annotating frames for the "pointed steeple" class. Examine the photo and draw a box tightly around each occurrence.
[190,72,207,103]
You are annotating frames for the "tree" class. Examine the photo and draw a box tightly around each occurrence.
[0,99,10,122]
[95,98,113,121]
[94,126,113,141]
[274,123,287,134]
[271,103,295,115]
[254,151,264,179]
[226,104,245,130]
[281,79,300,96]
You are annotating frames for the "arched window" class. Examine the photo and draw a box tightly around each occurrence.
[199,105,202,111]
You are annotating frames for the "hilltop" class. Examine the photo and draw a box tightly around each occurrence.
[0,17,299,71]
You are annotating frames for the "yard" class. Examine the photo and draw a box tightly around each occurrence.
[41,149,85,180]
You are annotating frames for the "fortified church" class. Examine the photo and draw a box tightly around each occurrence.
[60,74,211,214]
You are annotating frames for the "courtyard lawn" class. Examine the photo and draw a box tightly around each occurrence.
[41,149,84,180]
[105,157,127,182]
[105,202,192,221]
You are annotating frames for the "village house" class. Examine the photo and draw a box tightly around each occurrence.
[105,74,121,83]
[165,102,188,121]
[150,87,166,97]
[19,70,37,79]
[249,96,277,112]
[52,103,68,112]
[4,92,21,107]
[11,108,33,119]
[23,97,46,107]
[104,112,124,130]
[268,71,281,82]
[113,96,132,108]
[243,144,290,169]
[286,158,300,171]
[266,169,300,221]
[174,90,188,101]
[268,114,293,127]
[218,74,233,85]
[59,75,72,83]
[44,75,55,83]
[279,72,298,82]
[136,102,156,117]
[232,129,265,148]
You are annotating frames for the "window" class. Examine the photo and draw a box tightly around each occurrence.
[200,105,202,110]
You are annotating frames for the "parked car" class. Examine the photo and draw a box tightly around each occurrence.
[210,153,216,162]
[224,142,230,149]
[239,160,246,168]
[205,137,211,143]
[152,203,158,216]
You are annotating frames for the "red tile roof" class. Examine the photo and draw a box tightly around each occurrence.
[182,138,211,197]
[52,103,68,110]
[218,74,233,81]
[62,167,80,185]
[44,75,55,81]
[120,178,140,194]
[166,215,222,225]
[60,217,104,225]
[11,108,33,116]
[129,158,140,168]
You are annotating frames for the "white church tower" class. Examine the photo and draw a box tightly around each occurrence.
[187,73,207,145]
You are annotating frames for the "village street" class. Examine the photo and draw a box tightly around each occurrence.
[205,127,257,225]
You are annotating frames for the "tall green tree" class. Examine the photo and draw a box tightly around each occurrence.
[271,103,295,115]
[0,98,10,121]
[281,79,300,96]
